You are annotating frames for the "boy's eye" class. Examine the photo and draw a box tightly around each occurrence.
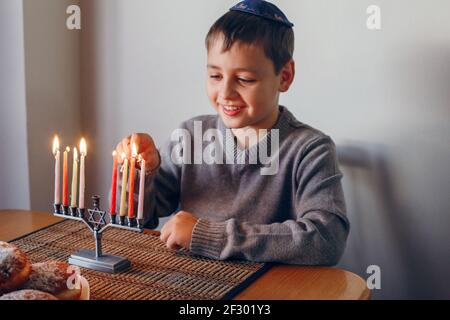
[208,75,256,84]
[238,78,256,83]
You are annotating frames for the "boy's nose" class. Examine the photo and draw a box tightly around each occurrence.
[219,79,238,100]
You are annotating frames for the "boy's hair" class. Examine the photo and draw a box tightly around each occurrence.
[205,11,294,75]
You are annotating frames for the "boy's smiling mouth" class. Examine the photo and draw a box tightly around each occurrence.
[219,104,246,116]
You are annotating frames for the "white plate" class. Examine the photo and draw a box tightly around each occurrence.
[78,275,90,300]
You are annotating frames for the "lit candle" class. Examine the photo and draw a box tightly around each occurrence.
[53,136,61,205]
[70,148,79,207]
[109,151,118,214]
[127,143,138,219]
[119,152,129,217]
[137,155,146,220]
[79,138,87,209]
[62,147,70,207]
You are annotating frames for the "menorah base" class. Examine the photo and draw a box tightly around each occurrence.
[68,249,131,273]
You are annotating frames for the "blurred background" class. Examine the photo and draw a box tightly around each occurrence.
[0,0,449,299]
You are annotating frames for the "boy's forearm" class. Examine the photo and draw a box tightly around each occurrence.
[190,211,349,266]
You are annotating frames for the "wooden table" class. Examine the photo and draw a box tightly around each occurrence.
[0,210,370,300]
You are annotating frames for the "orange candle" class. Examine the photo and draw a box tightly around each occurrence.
[62,147,70,207]
[127,143,138,218]
[109,151,118,214]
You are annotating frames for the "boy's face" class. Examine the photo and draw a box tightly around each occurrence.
[206,35,291,130]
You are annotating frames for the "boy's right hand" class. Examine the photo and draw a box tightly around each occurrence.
[115,133,160,174]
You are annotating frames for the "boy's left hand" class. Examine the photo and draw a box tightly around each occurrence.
[160,211,199,250]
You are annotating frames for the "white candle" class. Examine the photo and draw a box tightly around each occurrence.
[53,136,61,205]
[70,148,79,207]
[78,138,87,209]
[137,155,146,220]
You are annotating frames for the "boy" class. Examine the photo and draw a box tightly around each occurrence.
[115,0,349,265]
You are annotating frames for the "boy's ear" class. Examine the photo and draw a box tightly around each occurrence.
[279,59,295,93]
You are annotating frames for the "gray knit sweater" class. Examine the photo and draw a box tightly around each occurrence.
[128,106,349,265]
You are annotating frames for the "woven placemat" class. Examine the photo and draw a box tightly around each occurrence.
[10,220,268,300]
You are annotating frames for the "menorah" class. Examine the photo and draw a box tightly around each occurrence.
[53,196,144,273]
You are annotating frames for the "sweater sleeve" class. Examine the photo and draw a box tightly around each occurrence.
[190,136,350,266]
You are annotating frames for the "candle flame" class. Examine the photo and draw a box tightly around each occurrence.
[112,150,117,157]
[73,147,78,161]
[132,143,138,158]
[52,136,60,155]
[121,152,126,161]
[80,138,87,156]
[66,146,70,153]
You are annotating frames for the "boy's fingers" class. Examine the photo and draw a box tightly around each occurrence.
[144,151,160,171]
[118,134,155,164]
[160,224,170,244]
[166,234,181,251]
[121,136,130,147]
[115,145,123,164]
[141,136,154,150]
[121,138,131,159]
[115,142,121,155]
[133,133,154,152]
[130,133,140,149]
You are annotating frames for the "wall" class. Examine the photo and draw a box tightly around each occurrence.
[0,0,31,210]
[284,0,450,299]
[23,0,81,212]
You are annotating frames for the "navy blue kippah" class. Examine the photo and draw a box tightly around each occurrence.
[230,0,294,28]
